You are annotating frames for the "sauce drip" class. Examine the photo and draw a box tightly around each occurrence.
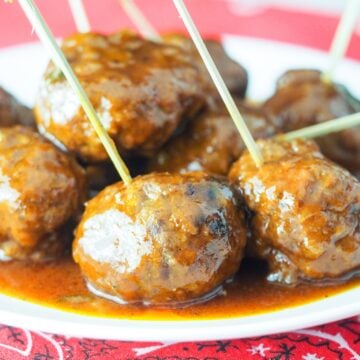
[0,257,358,320]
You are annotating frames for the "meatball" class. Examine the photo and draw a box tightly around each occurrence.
[73,172,247,305]
[204,40,248,97]
[35,31,205,163]
[163,34,248,102]
[264,69,360,176]
[0,87,35,128]
[148,102,277,176]
[229,138,360,284]
[0,126,86,261]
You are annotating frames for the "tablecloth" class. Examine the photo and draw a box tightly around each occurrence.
[0,316,359,359]
[0,1,359,359]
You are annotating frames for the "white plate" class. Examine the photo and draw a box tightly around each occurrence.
[0,36,359,342]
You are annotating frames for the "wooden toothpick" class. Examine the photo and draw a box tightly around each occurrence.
[322,0,360,82]
[18,0,132,185]
[173,0,263,167]
[118,0,161,41]
[67,0,91,33]
[281,112,360,141]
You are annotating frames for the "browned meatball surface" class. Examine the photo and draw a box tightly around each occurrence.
[0,87,35,128]
[73,172,247,306]
[148,102,277,176]
[0,126,86,261]
[229,138,360,284]
[35,31,205,163]
[163,34,248,102]
[264,69,359,176]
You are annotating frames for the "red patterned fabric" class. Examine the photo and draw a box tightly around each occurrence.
[0,317,359,359]
[0,1,359,359]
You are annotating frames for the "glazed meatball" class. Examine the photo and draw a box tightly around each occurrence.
[0,87,35,128]
[73,172,247,305]
[148,102,277,176]
[229,138,360,284]
[35,31,205,163]
[163,34,248,101]
[0,126,86,261]
[264,69,360,176]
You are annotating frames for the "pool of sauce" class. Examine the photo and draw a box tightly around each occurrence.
[0,257,358,320]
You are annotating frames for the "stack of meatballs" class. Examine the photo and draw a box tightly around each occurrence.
[0,29,359,306]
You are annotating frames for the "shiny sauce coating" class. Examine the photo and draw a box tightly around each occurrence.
[0,257,358,320]
[0,167,359,318]
[229,139,360,284]
[35,31,205,162]
[73,172,248,305]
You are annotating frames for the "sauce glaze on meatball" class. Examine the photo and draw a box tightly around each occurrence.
[0,87,35,128]
[229,138,360,284]
[148,103,277,176]
[73,172,247,306]
[162,34,248,100]
[264,69,360,176]
[35,31,205,163]
[0,126,86,261]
